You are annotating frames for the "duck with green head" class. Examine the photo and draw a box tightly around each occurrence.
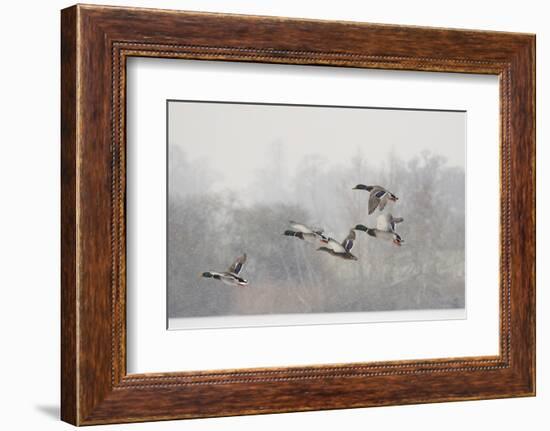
[317,229,358,260]
[352,184,398,214]
[355,214,405,247]
[202,254,249,287]
[283,221,329,246]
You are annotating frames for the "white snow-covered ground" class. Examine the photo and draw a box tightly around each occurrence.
[169,308,465,330]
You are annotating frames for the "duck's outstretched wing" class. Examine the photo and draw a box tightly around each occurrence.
[326,238,346,254]
[378,195,389,212]
[368,191,382,214]
[390,217,404,231]
[289,221,315,234]
[228,253,247,275]
[341,230,356,252]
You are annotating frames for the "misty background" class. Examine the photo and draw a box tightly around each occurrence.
[168,101,466,319]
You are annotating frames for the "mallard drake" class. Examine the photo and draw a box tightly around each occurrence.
[202,254,248,286]
[376,213,404,232]
[354,224,404,246]
[352,184,398,214]
[283,221,329,245]
[317,229,358,260]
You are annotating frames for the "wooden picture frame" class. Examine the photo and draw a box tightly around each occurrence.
[61,4,535,425]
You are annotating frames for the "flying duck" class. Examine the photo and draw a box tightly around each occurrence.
[352,184,398,214]
[202,254,248,286]
[317,229,358,260]
[354,223,404,246]
[283,221,329,245]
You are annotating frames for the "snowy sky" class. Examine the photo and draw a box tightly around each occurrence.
[168,101,465,195]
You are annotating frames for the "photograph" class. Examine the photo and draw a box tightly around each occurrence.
[167,100,466,329]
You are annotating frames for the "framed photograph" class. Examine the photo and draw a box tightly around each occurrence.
[61,4,535,425]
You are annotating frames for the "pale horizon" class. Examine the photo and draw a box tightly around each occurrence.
[168,101,466,203]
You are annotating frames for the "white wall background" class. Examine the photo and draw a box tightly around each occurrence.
[0,0,545,429]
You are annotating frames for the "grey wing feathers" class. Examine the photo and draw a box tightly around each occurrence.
[229,253,247,275]
[326,238,346,254]
[367,186,389,214]
[368,192,380,214]
[289,221,314,234]
[378,197,388,212]
[390,217,404,231]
